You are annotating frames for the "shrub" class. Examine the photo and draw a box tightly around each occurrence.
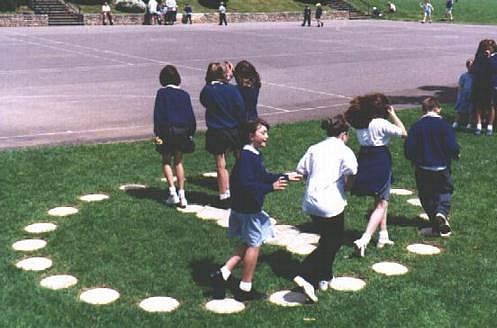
[115,0,146,13]
[0,0,29,12]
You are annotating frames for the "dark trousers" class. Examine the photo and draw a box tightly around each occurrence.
[298,212,344,287]
[302,15,311,26]
[219,13,227,25]
[415,167,453,229]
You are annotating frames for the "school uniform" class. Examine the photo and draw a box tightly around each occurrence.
[405,113,460,229]
[200,81,246,155]
[228,145,285,247]
[237,85,260,121]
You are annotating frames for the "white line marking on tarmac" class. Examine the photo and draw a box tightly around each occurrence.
[266,81,352,99]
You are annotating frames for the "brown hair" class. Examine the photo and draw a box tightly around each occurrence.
[321,114,349,137]
[421,97,440,114]
[234,60,261,88]
[242,118,270,144]
[344,93,390,129]
[159,65,181,86]
[205,62,228,84]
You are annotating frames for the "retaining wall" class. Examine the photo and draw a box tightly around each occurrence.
[0,14,48,27]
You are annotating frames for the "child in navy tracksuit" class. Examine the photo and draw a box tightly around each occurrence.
[154,65,196,208]
[405,97,460,237]
[200,62,246,207]
[210,118,302,302]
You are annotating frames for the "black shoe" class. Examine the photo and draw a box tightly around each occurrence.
[210,270,227,300]
[217,198,231,209]
[233,287,266,302]
[435,213,452,237]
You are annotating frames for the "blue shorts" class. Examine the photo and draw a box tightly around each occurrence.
[228,210,274,247]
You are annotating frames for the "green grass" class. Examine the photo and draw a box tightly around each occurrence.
[348,0,497,25]
[2,107,497,327]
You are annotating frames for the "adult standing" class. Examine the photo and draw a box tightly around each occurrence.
[302,5,311,27]
[183,3,193,24]
[148,0,160,25]
[315,3,323,27]
[101,1,113,25]
[200,62,246,208]
[165,0,177,25]
[219,2,227,26]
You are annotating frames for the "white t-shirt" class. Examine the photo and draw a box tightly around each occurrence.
[102,4,111,13]
[355,118,404,146]
[148,0,158,13]
[296,137,358,218]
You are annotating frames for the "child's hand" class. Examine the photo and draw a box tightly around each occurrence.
[285,172,303,181]
[273,177,289,191]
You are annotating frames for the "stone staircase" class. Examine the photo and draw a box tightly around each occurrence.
[32,0,84,26]
[328,0,370,20]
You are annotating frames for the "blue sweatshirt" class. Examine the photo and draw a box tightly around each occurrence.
[404,115,460,168]
[153,86,196,135]
[230,146,284,213]
[237,85,260,121]
[200,82,246,129]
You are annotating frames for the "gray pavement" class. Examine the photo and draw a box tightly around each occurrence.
[1,20,495,149]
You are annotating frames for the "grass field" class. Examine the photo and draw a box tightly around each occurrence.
[2,107,497,327]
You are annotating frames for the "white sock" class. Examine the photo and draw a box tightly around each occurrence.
[465,123,472,130]
[178,189,185,198]
[487,125,493,132]
[225,189,230,198]
[379,230,389,241]
[219,192,230,200]
[452,122,458,128]
[169,186,177,195]
[220,266,231,281]
[476,123,482,130]
[239,281,252,292]
[360,233,371,245]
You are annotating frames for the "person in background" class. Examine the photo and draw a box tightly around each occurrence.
[183,3,193,24]
[101,1,113,25]
[148,0,160,25]
[315,3,324,27]
[420,0,434,23]
[405,97,460,237]
[219,2,228,25]
[387,2,396,13]
[445,0,454,22]
[302,5,311,27]
[453,58,474,131]
[293,114,357,303]
[234,60,261,121]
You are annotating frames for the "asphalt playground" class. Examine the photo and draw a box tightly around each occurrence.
[1,19,496,149]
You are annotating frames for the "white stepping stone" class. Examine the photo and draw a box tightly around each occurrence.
[79,288,120,305]
[197,206,230,221]
[407,243,441,255]
[286,242,316,256]
[79,194,109,202]
[205,298,245,314]
[273,225,300,235]
[293,233,320,245]
[12,239,47,252]
[16,257,52,271]
[202,172,218,178]
[177,204,204,214]
[139,296,180,313]
[24,222,57,234]
[372,262,409,276]
[270,217,277,225]
[48,206,78,217]
[216,217,230,228]
[269,290,307,307]
[418,213,430,221]
[266,232,299,247]
[330,277,366,292]
[390,188,413,196]
[40,275,78,290]
[119,183,147,191]
[407,198,422,207]
[160,177,177,183]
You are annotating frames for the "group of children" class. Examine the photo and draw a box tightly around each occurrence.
[453,38,497,136]
[420,0,456,23]
[146,0,193,25]
[152,61,460,304]
[302,3,324,27]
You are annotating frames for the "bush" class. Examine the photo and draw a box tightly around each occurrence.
[0,0,29,12]
[115,0,146,13]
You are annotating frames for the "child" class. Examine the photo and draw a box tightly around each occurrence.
[200,62,246,208]
[404,97,460,237]
[210,118,302,301]
[420,0,434,23]
[302,5,311,27]
[101,1,113,25]
[218,2,227,25]
[234,60,261,121]
[315,3,324,27]
[344,93,407,257]
[153,65,196,208]
[183,3,192,24]
[445,0,454,22]
[293,114,357,303]
[453,58,474,131]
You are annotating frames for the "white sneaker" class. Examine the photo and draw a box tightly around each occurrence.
[318,280,329,291]
[377,238,395,249]
[179,195,188,208]
[293,276,318,303]
[353,239,366,257]
[165,193,180,205]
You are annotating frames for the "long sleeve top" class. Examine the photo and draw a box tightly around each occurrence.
[237,85,260,121]
[200,82,246,129]
[153,85,196,136]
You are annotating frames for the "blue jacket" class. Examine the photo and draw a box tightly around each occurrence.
[200,82,246,129]
[153,87,196,136]
[404,115,460,168]
[230,147,284,213]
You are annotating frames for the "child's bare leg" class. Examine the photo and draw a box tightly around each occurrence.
[224,246,247,272]
[174,151,185,190]
[214,153,229,196]
[240,246,260,283]
[162,154,175,188]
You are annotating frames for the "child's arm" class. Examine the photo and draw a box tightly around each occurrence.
[387,106,407,137]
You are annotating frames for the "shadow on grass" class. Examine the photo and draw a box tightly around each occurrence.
[260,249,300,280]
[188,175,218,192]
[388,214,427,228]
[125,187,164,203]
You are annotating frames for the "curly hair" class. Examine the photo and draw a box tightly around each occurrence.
[344,93,390,129]
[234,60,261,88]
[205,62,228,84]
[321,114,349,137]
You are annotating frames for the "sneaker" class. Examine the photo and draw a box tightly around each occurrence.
[318,280,329,291]
[475,129,482,136]
[353,239,366,257]
[293,276,318,303]
[233,287,266,302]
[377,238,395,249]
[210,270,227,300]
[435,213,452,237]
[487,130,494,136]
[165,193,180,206]
[178,195,188,208]
[217,198,231,209]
